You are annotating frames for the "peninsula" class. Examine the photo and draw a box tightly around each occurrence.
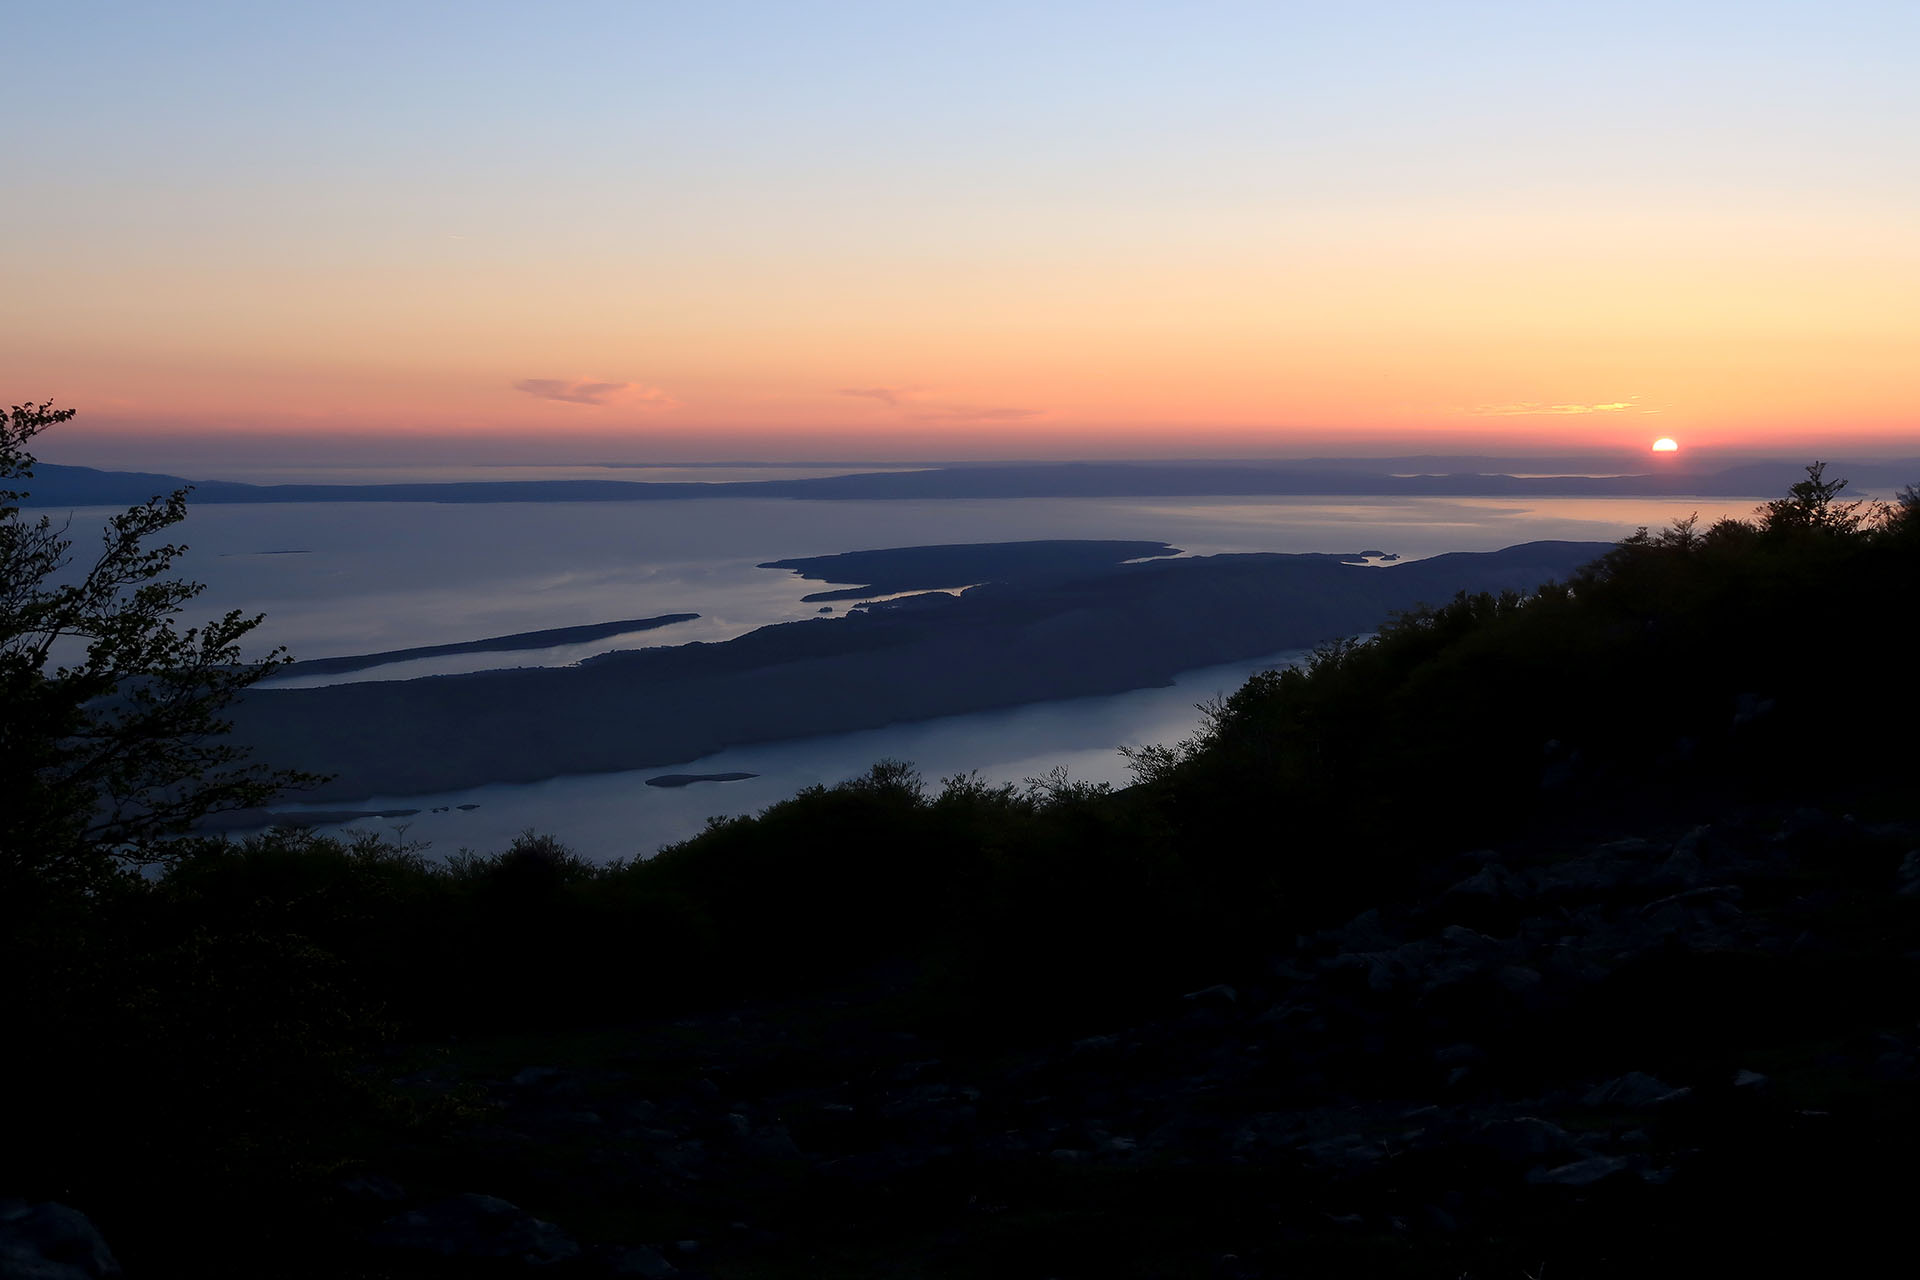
[224,539,1613,799]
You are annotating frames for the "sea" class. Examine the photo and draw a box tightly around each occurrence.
[65,485,1767,858]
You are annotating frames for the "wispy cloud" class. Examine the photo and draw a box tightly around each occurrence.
[513,379,676,408]
[838,386,923,407]
[1465,397,1649,417]
[908,405,1046,423]
[839,385,1043,422]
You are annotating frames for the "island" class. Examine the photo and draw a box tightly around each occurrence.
[270,614,700,678]
[645,772,761,789]
[223,539,1615,800]
[760,540,1182,601]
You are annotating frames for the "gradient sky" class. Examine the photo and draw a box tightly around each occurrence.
[6,1,1917,463]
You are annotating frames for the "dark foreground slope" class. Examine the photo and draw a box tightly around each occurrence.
[7,479,1919,1278]
[227,540,1609,798]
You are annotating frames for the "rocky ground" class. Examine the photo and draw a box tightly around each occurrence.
[12,804,1919,1278]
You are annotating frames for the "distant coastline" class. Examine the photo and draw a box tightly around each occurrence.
[24,457,1919,508]
[224,539,1614,801]
[645,772,760,789]
[270,614,700,679]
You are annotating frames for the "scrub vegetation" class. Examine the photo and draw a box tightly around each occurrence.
[5,404,1919,1275]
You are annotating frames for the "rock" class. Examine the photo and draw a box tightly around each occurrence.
[1896,850,1920,897]
[1296,1132,1387,1173]
[1733,1068,1769,1090]
[745,1121,802,1159]
[1071,1033,1122,1056]
[1594,837,1663,860]
[0,1200,121,1279]
[1444,863,1524,909]
[1657,846,1708,888]
[1438,924,1503,953]
[1335,908,1399,952]
[1493,964,1546,998]
[1731,692,1775,728]
[372,1193,580,1267]
[1182,983,1238,1008]
[609,1244,678,1277]
[1529,1155,1632,1187]
[1434,1042,1486,1068]
[1470,1116,1578,1164]
[1672,824,1713,861]
[1584,1072,1686,1110]
[1328,943,1435,995]
[338,1173,407,1204]
[1642,884,1744,911]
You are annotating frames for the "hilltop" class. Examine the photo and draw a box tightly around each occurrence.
[5,467,1919,1277]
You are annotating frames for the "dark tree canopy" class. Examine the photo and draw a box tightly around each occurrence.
[1,401,313,898]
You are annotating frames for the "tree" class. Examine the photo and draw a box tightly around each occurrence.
[1757,460,1877,539]
[1,401,314,897]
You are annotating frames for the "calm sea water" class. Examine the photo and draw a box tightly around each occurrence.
[121,494,1767,677]
[125,492,1762,856]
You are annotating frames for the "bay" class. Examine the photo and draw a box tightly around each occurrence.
[167,491,1765,856]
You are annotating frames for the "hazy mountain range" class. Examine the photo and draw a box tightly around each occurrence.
[23,457,1920,507]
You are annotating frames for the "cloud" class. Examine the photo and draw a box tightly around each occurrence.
[838,386,1043,422]
[1465,398,1647,417]
[838,386,922,407]
[908,405,1047,423]
[513,379,676,408]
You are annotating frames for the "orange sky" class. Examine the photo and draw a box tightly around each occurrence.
[7,3,1917,463]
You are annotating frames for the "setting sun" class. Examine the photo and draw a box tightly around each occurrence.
[1652,438,1680,453]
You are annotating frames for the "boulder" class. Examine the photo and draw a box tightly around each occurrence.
[1583,1072,1686,1110]
[1529,1155,1632,1187]
[1182,983,1238,1008]
[1896,849,1920,898]
[1469,1116,1578,1165]
[372,1193,580,1267]
[609,1244,678,1277]
[1445,864,1523,907]
[1333,908,1400,952]
[337,1173,407,1205]
[1295,1132,1387,1174]
[0,1200,121,1280]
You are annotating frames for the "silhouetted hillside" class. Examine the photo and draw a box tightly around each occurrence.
[7,471,1920,1277]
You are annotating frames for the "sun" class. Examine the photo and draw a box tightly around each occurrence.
[1651,437,1679,453]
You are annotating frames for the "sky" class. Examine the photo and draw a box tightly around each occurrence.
[5,0,1917,465]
